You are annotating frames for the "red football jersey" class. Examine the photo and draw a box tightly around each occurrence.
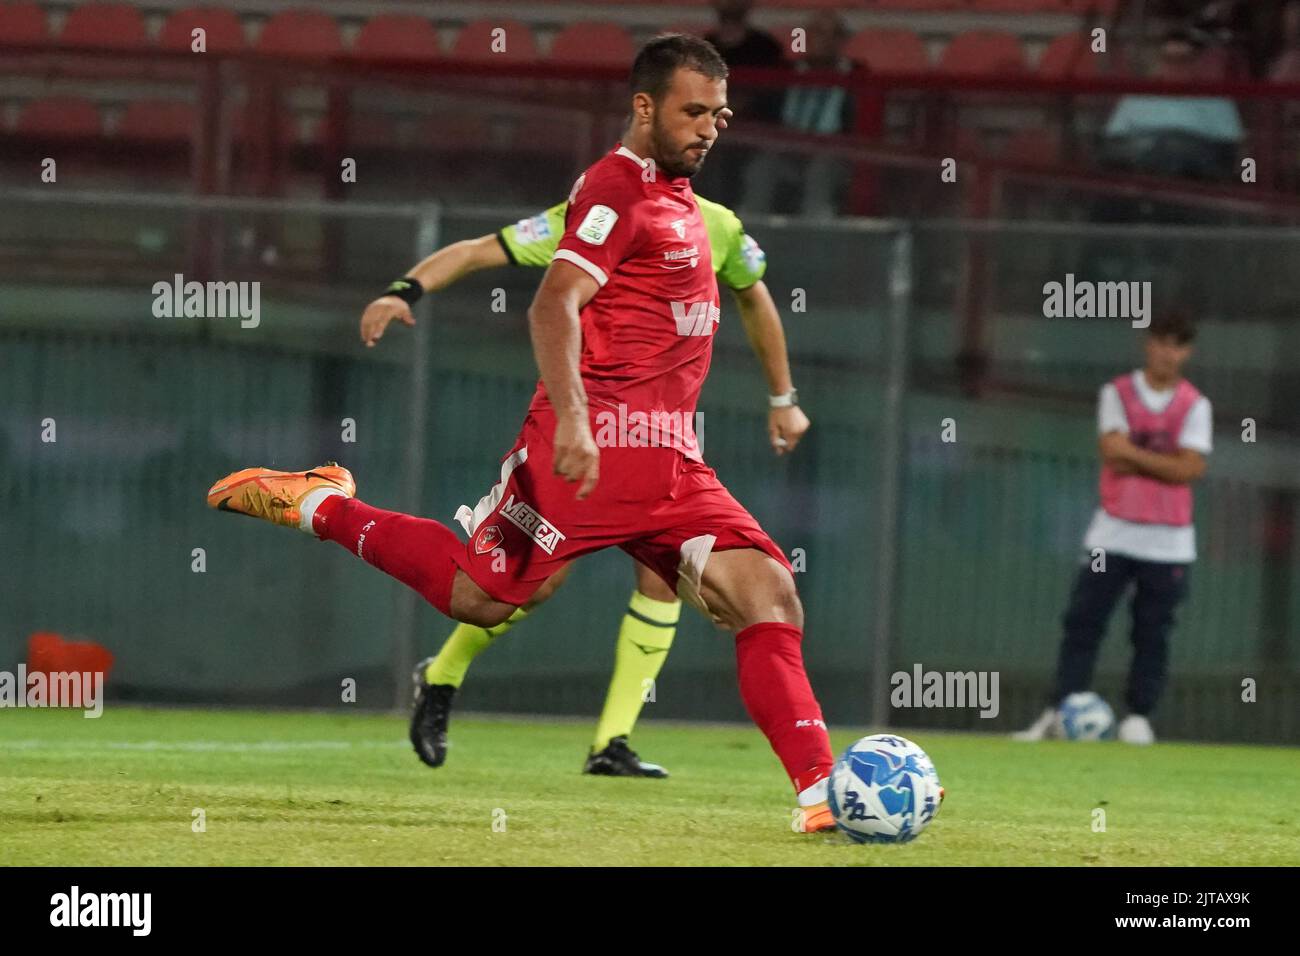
[529,142,719,461]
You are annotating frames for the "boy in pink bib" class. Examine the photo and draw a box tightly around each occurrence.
[1016,311,1212,744]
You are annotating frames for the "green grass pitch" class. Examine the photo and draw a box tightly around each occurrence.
[1,706,1296,866]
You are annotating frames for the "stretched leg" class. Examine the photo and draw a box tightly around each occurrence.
[1051,554,1135,703]
[206,463,517,627]
[698,547,834,829]
[1126,561,1189,717]
[586,560,681,778]
[313,494,517,628]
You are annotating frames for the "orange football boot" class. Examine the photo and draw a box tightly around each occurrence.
[799,801,837,833]
[206,462,355,530]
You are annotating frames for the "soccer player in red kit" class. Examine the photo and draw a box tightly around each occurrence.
[206,34,837,832]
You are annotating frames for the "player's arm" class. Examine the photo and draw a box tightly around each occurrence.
[731,279,809,456]
[527,260,601,498]
[1098,432,1139,475]
[1095,383,1140,475]
[360,234,508,347]
[1100,432,1207,483]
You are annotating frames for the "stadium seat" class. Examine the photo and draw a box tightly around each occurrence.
[256,9,343,58]
[939,31,1026,75]
[844,28,928,73]
[117,100,196,142]
[159,7,247,54]
[17,96,101,136]
[1040,31,1102,78]
[1068,0,1120,13]
[970,0,1070,11]
[0,2,48,45]
[874,0,964,10]
[354,14,441,61]
[59,2,148,50]
[549,22,635,66]
[449,18,537,63]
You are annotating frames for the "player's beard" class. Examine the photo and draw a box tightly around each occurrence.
[650,119,708,179]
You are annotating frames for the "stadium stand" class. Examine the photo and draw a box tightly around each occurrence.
[158,7,247,54]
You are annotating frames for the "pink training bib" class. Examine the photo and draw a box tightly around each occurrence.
[1099,374,1200,526]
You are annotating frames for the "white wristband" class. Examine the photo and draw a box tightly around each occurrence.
[769,389,798,408]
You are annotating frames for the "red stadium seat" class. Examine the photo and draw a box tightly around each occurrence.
[765,0,851,9]
[0,2,49,45]
[939,31,1026,75]
[159,8,247,54]
[17,96,101,136]
[1068,0,1120,13]
[59,2,148,50]
[256,9,343,58]
[844,28,928,73]
[117,100,196,142]
[1034,32,1097,77]
[354,14,440,61]
[970,0,1070,11]
[874,0,964,10]
[549,22,635,66]
[450,18,537,63]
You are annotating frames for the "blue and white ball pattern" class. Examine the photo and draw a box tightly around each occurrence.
[1056,692,1116,741]
[827,734,943,844]
[1055,697,1118,738]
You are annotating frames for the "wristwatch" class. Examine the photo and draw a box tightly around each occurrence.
[769,389,799,408]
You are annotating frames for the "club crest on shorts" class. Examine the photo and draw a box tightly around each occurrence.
[499,495,566,555]
[475,524,503,555]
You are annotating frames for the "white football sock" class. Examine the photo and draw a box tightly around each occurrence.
[798,776,829,807]
[297,487,346,534]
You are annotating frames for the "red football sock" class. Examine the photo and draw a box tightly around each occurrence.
[735,622,834,802]
[313,496,461,617]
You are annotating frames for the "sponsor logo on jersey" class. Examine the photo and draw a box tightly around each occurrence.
[661,246,700,269]
[474,524,503,555]
[499,495,566,554]
[670,218,686,239]
[576,204,618,246]
[670,300,721,336]
[514,214,551,245]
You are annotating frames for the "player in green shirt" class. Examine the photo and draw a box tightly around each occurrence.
[360,195,808,778]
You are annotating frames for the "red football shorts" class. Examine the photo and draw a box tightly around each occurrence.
[450,410,790,614]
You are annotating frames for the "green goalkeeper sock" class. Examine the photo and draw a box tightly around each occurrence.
[424,608,528,687]
[592,590,680,751]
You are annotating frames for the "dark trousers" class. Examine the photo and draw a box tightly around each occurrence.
[1051,554,1190,716]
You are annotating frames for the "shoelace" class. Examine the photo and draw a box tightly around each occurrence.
[239,485,296,522]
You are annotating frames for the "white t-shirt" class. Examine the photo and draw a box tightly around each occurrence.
[1082,369,1213,564]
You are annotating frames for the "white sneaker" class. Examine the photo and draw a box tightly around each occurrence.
[1012,707,1060,741]
[1118,714,1155,744]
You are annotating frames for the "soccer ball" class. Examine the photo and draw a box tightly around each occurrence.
[827,734,943,844]
[1056,691,1116,740]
